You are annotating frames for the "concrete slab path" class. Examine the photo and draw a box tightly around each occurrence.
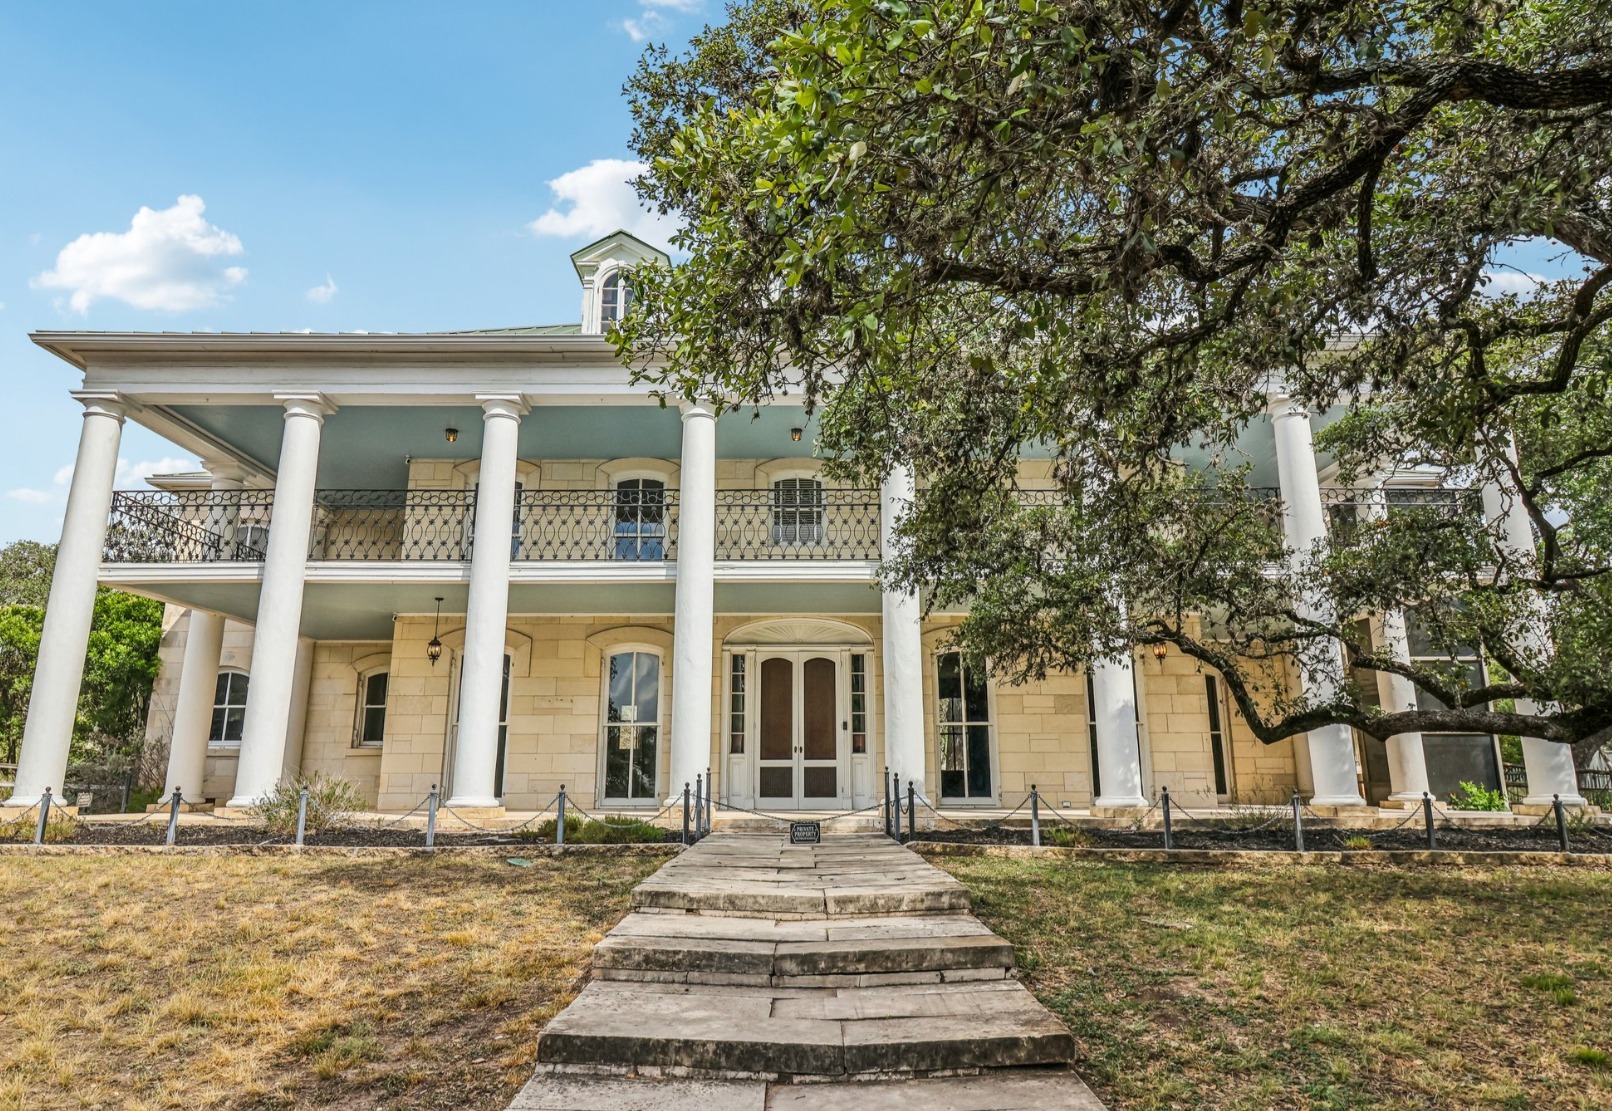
[511,833,1103,1110]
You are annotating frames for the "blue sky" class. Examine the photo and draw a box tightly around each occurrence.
[0,0,702,544]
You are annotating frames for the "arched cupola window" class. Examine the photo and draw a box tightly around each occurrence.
[600,271,631,324]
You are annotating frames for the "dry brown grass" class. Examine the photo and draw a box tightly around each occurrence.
[933,855,1612,1110]
[0,852,663,1110]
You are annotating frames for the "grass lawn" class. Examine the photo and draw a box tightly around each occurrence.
[931,854,1612,1110]
[0,852,664,1110]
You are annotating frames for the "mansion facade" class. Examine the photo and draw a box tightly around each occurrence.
[4,231,1587,818]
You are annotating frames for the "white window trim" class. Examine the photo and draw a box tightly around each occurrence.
[597,644,666,807]
[932,649,999,804]
[354,666,390,750]
[207,667,251,752]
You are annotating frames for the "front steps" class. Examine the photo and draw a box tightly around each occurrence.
[517,834,1103,1109]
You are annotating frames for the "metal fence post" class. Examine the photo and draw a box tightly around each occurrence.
[883,767,892,839]
[425,784,438,849]
[907,780,917,843]
[1030,785,1041,847]
[557,784,567,845]
[682,783,691,846]
[164,787,183,847]
[1554,794,1569,853]
[1162,786,1175,850]
[705,766,712,836]
[34,787,53,845]
[1291,790,1305,853]
[294,786,309,847]
[694,774,703,842]
[1422,792,1436,850]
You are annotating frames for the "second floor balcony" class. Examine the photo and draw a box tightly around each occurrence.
[102,486,884,565]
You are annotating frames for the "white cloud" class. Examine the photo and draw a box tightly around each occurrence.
[32,195,246,314]
[44,456,199,500]
[1480,269,1548,298]
[528,159,678,246]
[618,0,701,41]
[306,274,339,303]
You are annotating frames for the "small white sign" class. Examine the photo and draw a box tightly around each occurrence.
[620,705,638,723]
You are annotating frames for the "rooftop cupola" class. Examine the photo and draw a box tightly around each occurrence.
[571,229,671,335]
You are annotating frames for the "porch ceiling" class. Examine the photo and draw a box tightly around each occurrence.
[160,403,831,487]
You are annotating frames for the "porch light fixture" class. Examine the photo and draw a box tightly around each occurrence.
[444,427,459,444]
[790,427,803,442]
[427,596,444,666]
[1151,642,1168,662]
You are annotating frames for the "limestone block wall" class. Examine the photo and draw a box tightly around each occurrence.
[295,642,392,807]
[144,605,257,802]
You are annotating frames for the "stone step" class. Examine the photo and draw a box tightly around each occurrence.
[535,980,1075,1079]
[511,1069,1104,1110]
[594,911,1015,986]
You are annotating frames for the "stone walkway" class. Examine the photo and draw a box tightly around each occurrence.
[511,833,1103,1109]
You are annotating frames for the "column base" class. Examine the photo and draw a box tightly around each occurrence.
[441,802,506,821]
[1380,793,1428,811]
[1306,802,1374,818]
[1091,796,1148,819]
[212,806,259,820]
[1516,796,1594,814]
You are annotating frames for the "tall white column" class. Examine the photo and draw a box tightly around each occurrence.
[1480,437,1586,806]
[1091,653,1147,808]
[668,400,717,804]
[1361,491,1430,804]
[1269,393,1367,807]
[879,465,928,796]
[162,609,226,804]
[6,394,125,810]
[447,396,528,809]
[1372,609,1431,803]
[227,395,333,807]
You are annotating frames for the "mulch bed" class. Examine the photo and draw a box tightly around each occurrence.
[919,822,1612,853]
[43,822,681,848]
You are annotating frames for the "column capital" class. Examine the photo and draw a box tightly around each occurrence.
[477,395,530,421]
[200,458,248,488]
[70,391,127,423]
[275,393,337,422]
[678,398,719,423]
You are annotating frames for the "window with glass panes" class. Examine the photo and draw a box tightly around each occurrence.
[728,654,746,754]
[604,651,660,801]
[613,478,667,560]
[601,272,631,323]
[357,671,388,748]
[850,654,868,753]
[771,478,824,546]
[209,671,250,746]
[1204,675,1230,796]
[1405,611,1502,797]
[937,651,993,798]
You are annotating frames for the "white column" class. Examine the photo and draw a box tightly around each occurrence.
[1270,393,1366,807]
[879,464,928,796]
[1372,609,1431,803]
[227,395,333,807]
[447,396,528,809]
[1361,491,1430,803]
[6,394,125,809]
[668,400,717,803]
[1091,653,1147,808]
[162,609,226,804]
[1480,437,1586,806]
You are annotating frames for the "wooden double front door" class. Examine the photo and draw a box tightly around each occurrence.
[755,651,846,809]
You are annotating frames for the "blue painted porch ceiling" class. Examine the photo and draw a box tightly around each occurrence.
[164,403,826,487]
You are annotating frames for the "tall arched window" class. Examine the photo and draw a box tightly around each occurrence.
[613,478,667,560]
[936,651,993,799]
[210,670,250,747]
[603,650,660,802]
[600,272,631,324]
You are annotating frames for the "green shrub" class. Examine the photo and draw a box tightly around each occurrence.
[1568,1046,1610,1070]
[518,814,667,844]
[1343,835,1373,850]
[1447,781,1509,811]
[250,773,366,835]
[0,815,74,843]
[1045,826,1094,848]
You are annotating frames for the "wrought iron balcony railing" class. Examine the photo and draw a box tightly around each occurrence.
[713,489,881,560]
[104,491,274,563]
[103,487,884,564]
[1320,486,1481,541]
